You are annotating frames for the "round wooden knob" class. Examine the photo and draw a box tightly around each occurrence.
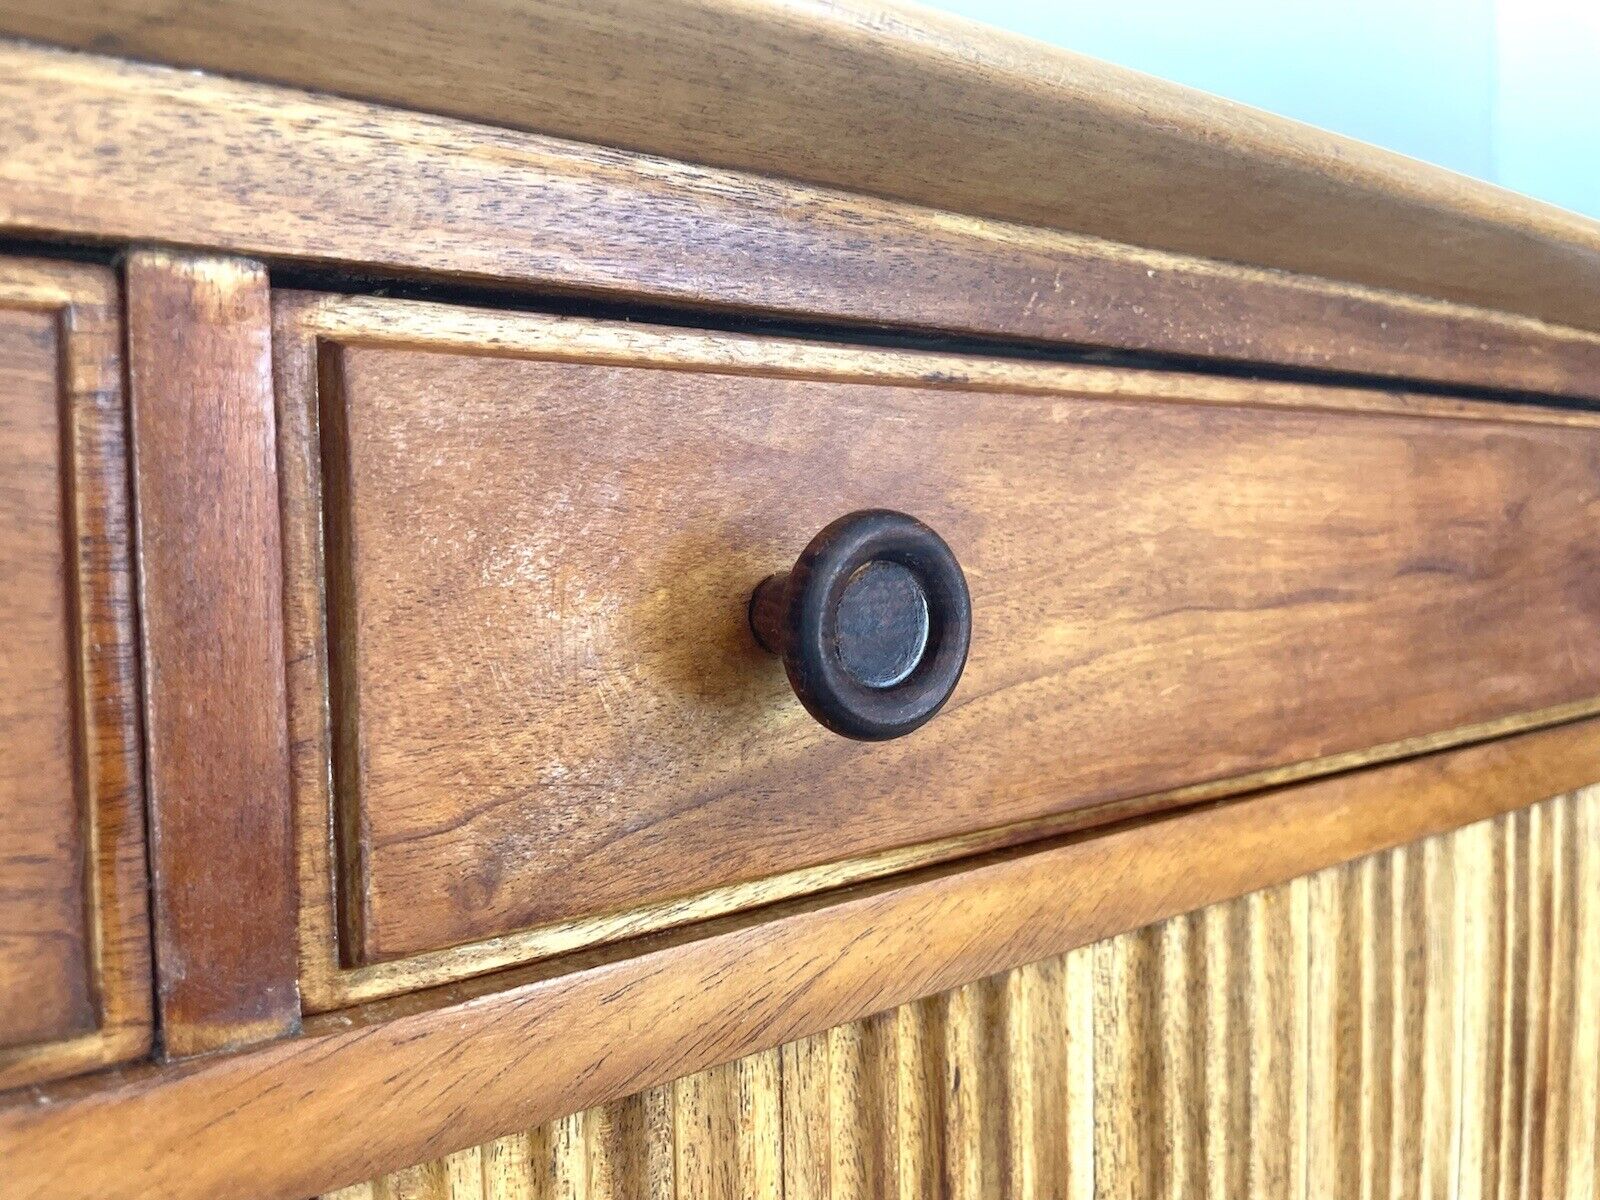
[748,510,971,741]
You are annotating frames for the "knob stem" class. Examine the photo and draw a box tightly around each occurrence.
[748,572,788,655]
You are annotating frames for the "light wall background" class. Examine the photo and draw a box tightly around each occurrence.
[926,0,1600,219]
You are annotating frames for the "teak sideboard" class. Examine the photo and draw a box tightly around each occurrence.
[0,3,1597,1197]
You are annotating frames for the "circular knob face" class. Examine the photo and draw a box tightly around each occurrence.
[834,561,930,690]
[749,510,971,741]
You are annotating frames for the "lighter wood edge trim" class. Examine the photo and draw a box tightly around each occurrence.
[279,292,1600,429]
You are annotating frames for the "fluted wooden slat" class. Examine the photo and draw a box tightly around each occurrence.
[1418,833,1459,1200]
[482,1131,537,1200]
[330,786,1600,1200]
[1572,793,1600,1197]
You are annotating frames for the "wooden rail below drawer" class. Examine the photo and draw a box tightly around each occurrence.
[2,717,1595,1200]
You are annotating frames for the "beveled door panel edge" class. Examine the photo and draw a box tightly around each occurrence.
[1,718,1595,1200]
[276,292,1600,1009]
[0,257,152,1091]
[7,41,1600,404]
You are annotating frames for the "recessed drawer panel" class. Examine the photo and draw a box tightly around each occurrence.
[0,303,89,1051]
[0,259,150,1088]
[275,294,1600,1004]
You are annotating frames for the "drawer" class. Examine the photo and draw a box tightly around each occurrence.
[274,293,1600,1006]
[0,260,149,1086]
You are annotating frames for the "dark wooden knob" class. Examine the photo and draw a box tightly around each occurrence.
[749,510,971,741]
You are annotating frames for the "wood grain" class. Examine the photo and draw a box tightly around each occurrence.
[278,293,1600,977]
[7,42,1600,401]
[0,285,92,1050]
[329,784,1600,1200]
[2,1,1599,334]
[0,256,151,1091]
[127,251,299,1058]
[0,719,1593,1200]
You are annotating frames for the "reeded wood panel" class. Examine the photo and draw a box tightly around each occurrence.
[326,784,1600,1199]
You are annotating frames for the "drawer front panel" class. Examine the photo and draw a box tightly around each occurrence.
[0,260,150,1088]
[277,295,1600,982]
[0,303,91,1047]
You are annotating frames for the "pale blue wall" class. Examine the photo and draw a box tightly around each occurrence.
[926,0,1600,218]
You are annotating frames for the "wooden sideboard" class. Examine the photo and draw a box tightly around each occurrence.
[0,4,1596,1197]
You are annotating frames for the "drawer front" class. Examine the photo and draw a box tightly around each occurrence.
[276,294,1600,1000]
[0,296,88,1048]
[0,260,149,1087]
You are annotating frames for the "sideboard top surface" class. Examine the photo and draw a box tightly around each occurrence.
[3,0,1600,331]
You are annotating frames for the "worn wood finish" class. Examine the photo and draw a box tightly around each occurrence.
[326,783,1600,1200]
[8,44,1600,401]
[127,252,299,1058]
[0,286,92,1051]
[4,1,1600,334]
[0,719,1593,1200]
[0,257,150,1090]
[277,293,1600,981]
